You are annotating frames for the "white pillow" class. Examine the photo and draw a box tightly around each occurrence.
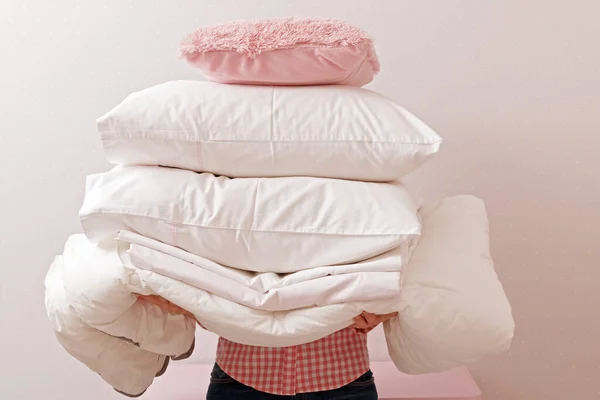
[97,80,442,181]
[384,195,514,374]
[79,165,421,273]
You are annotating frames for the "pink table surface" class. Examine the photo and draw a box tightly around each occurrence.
[142,361,482,400]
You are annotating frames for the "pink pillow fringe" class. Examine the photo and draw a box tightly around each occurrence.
[179,17,380,74]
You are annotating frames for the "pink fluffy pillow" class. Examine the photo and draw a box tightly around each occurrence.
[179,17,380,87]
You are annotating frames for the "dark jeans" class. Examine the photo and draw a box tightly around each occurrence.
[206,363,378,400]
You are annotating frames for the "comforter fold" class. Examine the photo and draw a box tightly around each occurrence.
[119,230,409,311]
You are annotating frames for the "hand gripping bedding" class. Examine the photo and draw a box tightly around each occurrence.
[79,165,421,273]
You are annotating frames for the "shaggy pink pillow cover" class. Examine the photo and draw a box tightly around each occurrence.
[179,17,380,87]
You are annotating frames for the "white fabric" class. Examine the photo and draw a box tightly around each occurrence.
[384,195,515,374]
[45,195,514,396]
[55,235,399,347]
[118,230,410,293]
[119,231,407,311]
[44,241,196,397]
[80,165,421,273]
[46,260,170,398]
[97,80,442,182]
[45,234,400,397]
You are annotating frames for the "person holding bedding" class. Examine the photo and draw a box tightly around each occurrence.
[141,294,397,399]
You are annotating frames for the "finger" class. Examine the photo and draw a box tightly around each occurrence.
[147,295,170,307]
[167,302,196,319]
[354,317,369,329]
[167,303,186,315]
[353,315,364,324]
[380,312,399,322]
[180,309,197,320]
[143,295,180,314]
[352,315,369,329]
[362,312,380,326]
[354,325,375,335]
[363,325,376,334]
[138,295,163,307]
[166,304,180,314]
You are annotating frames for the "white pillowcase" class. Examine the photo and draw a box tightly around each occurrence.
[97,80,442,181]
[79,165,421,273]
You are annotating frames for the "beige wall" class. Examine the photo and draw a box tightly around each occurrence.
[1,1,598,399]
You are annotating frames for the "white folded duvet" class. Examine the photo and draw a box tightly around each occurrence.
[45,195,514,397]
[119,230,411,292]
[80,165,421,273]
[119,230,409,311]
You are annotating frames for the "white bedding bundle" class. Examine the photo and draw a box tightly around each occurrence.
[45,80,514,397]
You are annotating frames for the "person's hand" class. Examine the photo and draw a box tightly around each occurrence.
[137,294,199,322]
[351,311,398,334]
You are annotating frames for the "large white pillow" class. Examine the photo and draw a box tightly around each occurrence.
[79,165,421,273]
[97,81,442,181]
[384,195,514,374]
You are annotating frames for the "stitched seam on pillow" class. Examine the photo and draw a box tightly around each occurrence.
[182,42,371,55]
[80,213,419,237]
[248,181,260,233]
[270,87,275,142]
[338,53,370,85]
[269,88,276,164]
[170,224,178,248]
[195,140,203,171]
[100,133,442,145]
[185,43,380,74]
[181,46,380,80]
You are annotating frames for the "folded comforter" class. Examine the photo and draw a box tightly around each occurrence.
[119,230,410,311]
[45,195,514,397]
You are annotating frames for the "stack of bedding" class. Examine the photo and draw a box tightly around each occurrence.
[45,17,514,397]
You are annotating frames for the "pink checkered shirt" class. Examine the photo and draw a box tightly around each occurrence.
[215,327,370,395]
